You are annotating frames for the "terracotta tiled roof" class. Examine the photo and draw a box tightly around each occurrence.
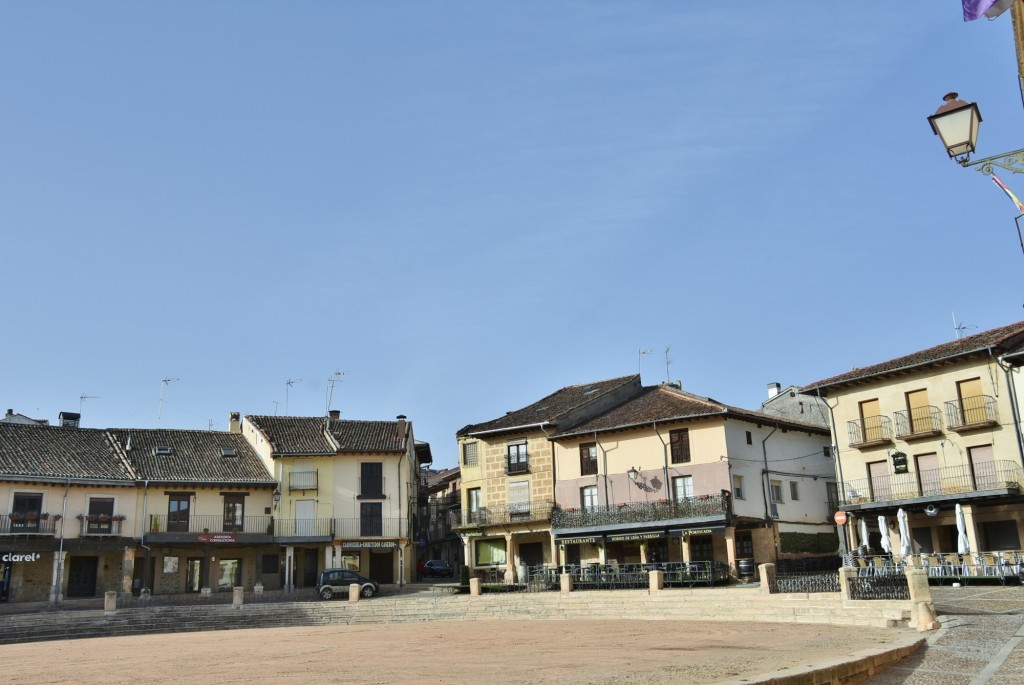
[553,385,829,438]
[457,374,641,437]
[245,416,408,456]
[801,320,1024,394]
[109,429,274,484]
[0,423,135,481]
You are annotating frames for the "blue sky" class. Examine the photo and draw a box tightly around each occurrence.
[3,3,1023,468]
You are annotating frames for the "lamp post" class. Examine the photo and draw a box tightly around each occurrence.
[929,92,1024,174]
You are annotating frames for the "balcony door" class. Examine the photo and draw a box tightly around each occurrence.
[968,444,997,489]
[957,378,985,424]
[87,497,115,535]
[916,453,941,496]
[168,494,190,533]
[868,460,891,502]
[295,499,316,536]
[906,389,934,433]
[859,399,883,443]
[360,502,383,536]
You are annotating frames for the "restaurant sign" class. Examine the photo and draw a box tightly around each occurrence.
[672,526,727,537]
[196,533,237,543]
[341,541,396,550]
[606,532,663,543]
[557,536,601,546]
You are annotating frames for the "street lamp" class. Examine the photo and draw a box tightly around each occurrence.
[928,91,1024,174]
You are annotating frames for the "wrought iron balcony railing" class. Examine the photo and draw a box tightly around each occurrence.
[894,405,942,438]
[841,459,1024,505]
[945,395,999,430]
[288,470,318,491]
[847,415,893,447]
[78,516,127,537]
[452,499,554,528]
[333,517,408,538]
[551,493,731,530]
[148,514,273,536]
[505,458,530,475]
[0,514,58,536]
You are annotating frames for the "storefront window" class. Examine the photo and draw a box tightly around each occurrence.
[217,559,242,591]
[475,539,507,566]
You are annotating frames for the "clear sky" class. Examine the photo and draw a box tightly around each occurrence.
[3,3,1023,468]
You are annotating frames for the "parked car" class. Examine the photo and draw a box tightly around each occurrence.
[316,568,379,599]
[422,559,454,578]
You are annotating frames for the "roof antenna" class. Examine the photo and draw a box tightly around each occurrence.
[664,346,672,383]
[326,370,346,415]
[951,312,977,340]
[79,394,99,415]
[272,400,281,416]
[638,349,652,377]
[285,378,302,416]
[157,377,179,426]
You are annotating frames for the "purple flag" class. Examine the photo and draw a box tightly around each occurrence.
[964,0,1016,21]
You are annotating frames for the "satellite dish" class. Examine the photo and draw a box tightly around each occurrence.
[924,504,939,517]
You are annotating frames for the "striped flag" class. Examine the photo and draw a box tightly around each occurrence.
[991,173,1024,214]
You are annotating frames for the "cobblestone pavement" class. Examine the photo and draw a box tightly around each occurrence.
[868,585,1024,685]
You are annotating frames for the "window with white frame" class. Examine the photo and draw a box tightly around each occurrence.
[672,475,694,502]
[770,480,784,503]
[508,480,530,515]
[789,481,799,501]
[581,485,598,510]
[732,474,744,500]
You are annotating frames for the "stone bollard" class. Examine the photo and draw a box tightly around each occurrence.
[915,601,941,632]
[758,563,776,593]
[232,586,244,609]
[839,567,856,600]
[201,587,211,596]
[469,577,481,597]
[905,569,939,631]
[104,590,117,616]
[649,569,664,592]
[559,573,573,594]
[349,583,361,603]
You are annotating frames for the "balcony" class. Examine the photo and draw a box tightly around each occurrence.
[147,514,274,541]
[894,406,943,440]
[77,515,127,537]
[841,459,1024,507]
[847,415,893,448]
[945,395,999,431]
[333,517,408,538]
[288,470,318,491]
[551,494,731,530]
[452,499,554,528]
[0,514,58,536]
[505,458,530,475]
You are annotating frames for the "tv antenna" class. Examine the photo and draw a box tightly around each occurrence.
[157,377,179,425]
[272,400,281,416]
[664,346,672,383]
[285,378,302,416]
[951,312,977,340]
[638,349,652,376]
[326,370,346,415]
[79,394,99,415]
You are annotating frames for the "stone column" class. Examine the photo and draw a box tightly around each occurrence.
[232,586,244,608]
[681,536,692,563]
[469,577,481,596]
[285,546,294,591]
[324,546,333,570]
[724,527,737,576]
[839,567,856,600]
[49,551,67,604]
[758,563,776,594]
[348,583,360,602]
[639,542,648,564]
[120,547,135,595]
[104,590,117,615]
[503,534,514,583]
[961,504,980,556]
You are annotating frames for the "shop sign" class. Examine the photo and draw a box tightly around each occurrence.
[557,536,601,546]
[197,533,237,543]
[341,541,396,550]
[606,532,663,543]
[672,526,726,537]
[461,529,483,537]
[2,553,43,563]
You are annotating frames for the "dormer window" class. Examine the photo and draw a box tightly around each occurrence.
[153,445,173,456]
[220,447,237,457]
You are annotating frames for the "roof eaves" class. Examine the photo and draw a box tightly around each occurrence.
[466,421,552,438]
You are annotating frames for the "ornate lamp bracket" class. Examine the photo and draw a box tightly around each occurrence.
[962,147,1024,175]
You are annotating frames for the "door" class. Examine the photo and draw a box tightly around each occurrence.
[916,453,941,496]
[868,460,891,502]
[66,556,99,598]
[168,494,190,532]
[186,558,205,592]
[968,444,997,489]
[957,378,985,424]
[518,542,544,567]
[360,502,383,536]
[859,399,883,443]
[368,549,394,584]
[295,499,316,536]
[905,389,933,433]
[302,548,318,587]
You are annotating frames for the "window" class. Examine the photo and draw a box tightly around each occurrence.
[11,492,42,532]
[217,559,242,591]
[360,502,383,536]
[507,439,528,473]
[670,428,691,464]
[823,445,833,459]
[745,431,752,445]
[467,488,482,523]
[732,475,744,500]
[475,538,507,566]
[462,442,478,466]
[168,493,190,532]
[223,494,245,532]
[360,462,384,497]
[789,481,799,501]
[261,554,279,575]
[581,485,598,510]
[508,481,530,516]
[87,497,115,534]
[579,443,597,476]
[672,475,693,502]
[770,480,784,503]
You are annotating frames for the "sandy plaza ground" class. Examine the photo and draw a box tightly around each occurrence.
[0,619,907,685]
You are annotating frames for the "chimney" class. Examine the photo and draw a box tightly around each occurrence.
[229,412,241,434]
[328,410,341,420]
[767,383,781,399]
[5,409,12,417]
[396,414,408,440]
[59,411,81,428]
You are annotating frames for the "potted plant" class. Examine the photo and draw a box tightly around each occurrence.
[112,514,127,522]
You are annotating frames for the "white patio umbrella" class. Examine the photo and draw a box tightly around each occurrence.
[956,503,970,555]
[858,517,869,550]
[897,508,912,557]
[878,515,892,554]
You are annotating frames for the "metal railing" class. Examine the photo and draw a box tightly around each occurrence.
[505,458,529,475]
[847,415,893,446]
[848,574,910,600]
[79,519,126,536]
[452,499,555,527]
[0,515,58,536]
[288,470,318,491]
[551,493,730,529]
[148,514,273,535]
[894,406,942,438]
[945,395,999,429]
[117,587,320,609]
[770,570,840,593]
[333,517,408,538]
[841,459,1024,505]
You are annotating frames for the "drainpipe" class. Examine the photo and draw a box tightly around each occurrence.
[139,480,151,593]
[993,349,1024,469]
[760,427,778,563]
[51,477,70,604]
[652,421,670,498]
